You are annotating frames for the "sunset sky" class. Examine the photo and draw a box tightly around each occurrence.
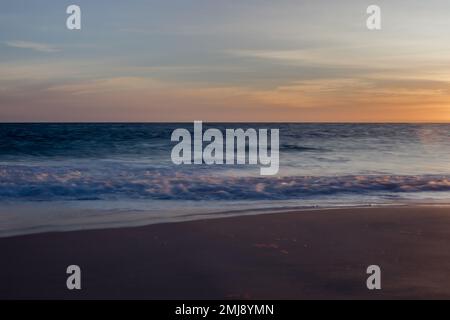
[1,0,450,122]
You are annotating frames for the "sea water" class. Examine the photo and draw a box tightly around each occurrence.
[0,123,449,236]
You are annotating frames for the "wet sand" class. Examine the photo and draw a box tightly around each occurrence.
[1,206,450,299]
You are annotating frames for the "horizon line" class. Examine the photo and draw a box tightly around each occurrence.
[0,121,449,124]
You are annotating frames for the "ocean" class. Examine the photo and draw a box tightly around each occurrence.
[1,123,449,236]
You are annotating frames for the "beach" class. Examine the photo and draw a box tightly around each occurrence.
[1,206,450,300]
[2,0,450,304]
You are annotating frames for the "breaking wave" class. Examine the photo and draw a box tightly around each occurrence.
[1,165,449,201]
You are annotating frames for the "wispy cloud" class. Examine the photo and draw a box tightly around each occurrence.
[5,41,59,53]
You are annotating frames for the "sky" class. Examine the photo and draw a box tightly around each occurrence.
[1,0,450,122]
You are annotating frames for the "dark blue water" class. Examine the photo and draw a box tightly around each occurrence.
[0,123,449,236]
[1,123,450,201]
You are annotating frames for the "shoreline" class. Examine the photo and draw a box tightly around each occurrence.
[2,201,450,239]
[1,206,450,299]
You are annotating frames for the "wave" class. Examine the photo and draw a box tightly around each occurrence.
[0,165,449,201]
[280,144,327,152]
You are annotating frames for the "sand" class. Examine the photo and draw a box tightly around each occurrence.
[1,206,450,299]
